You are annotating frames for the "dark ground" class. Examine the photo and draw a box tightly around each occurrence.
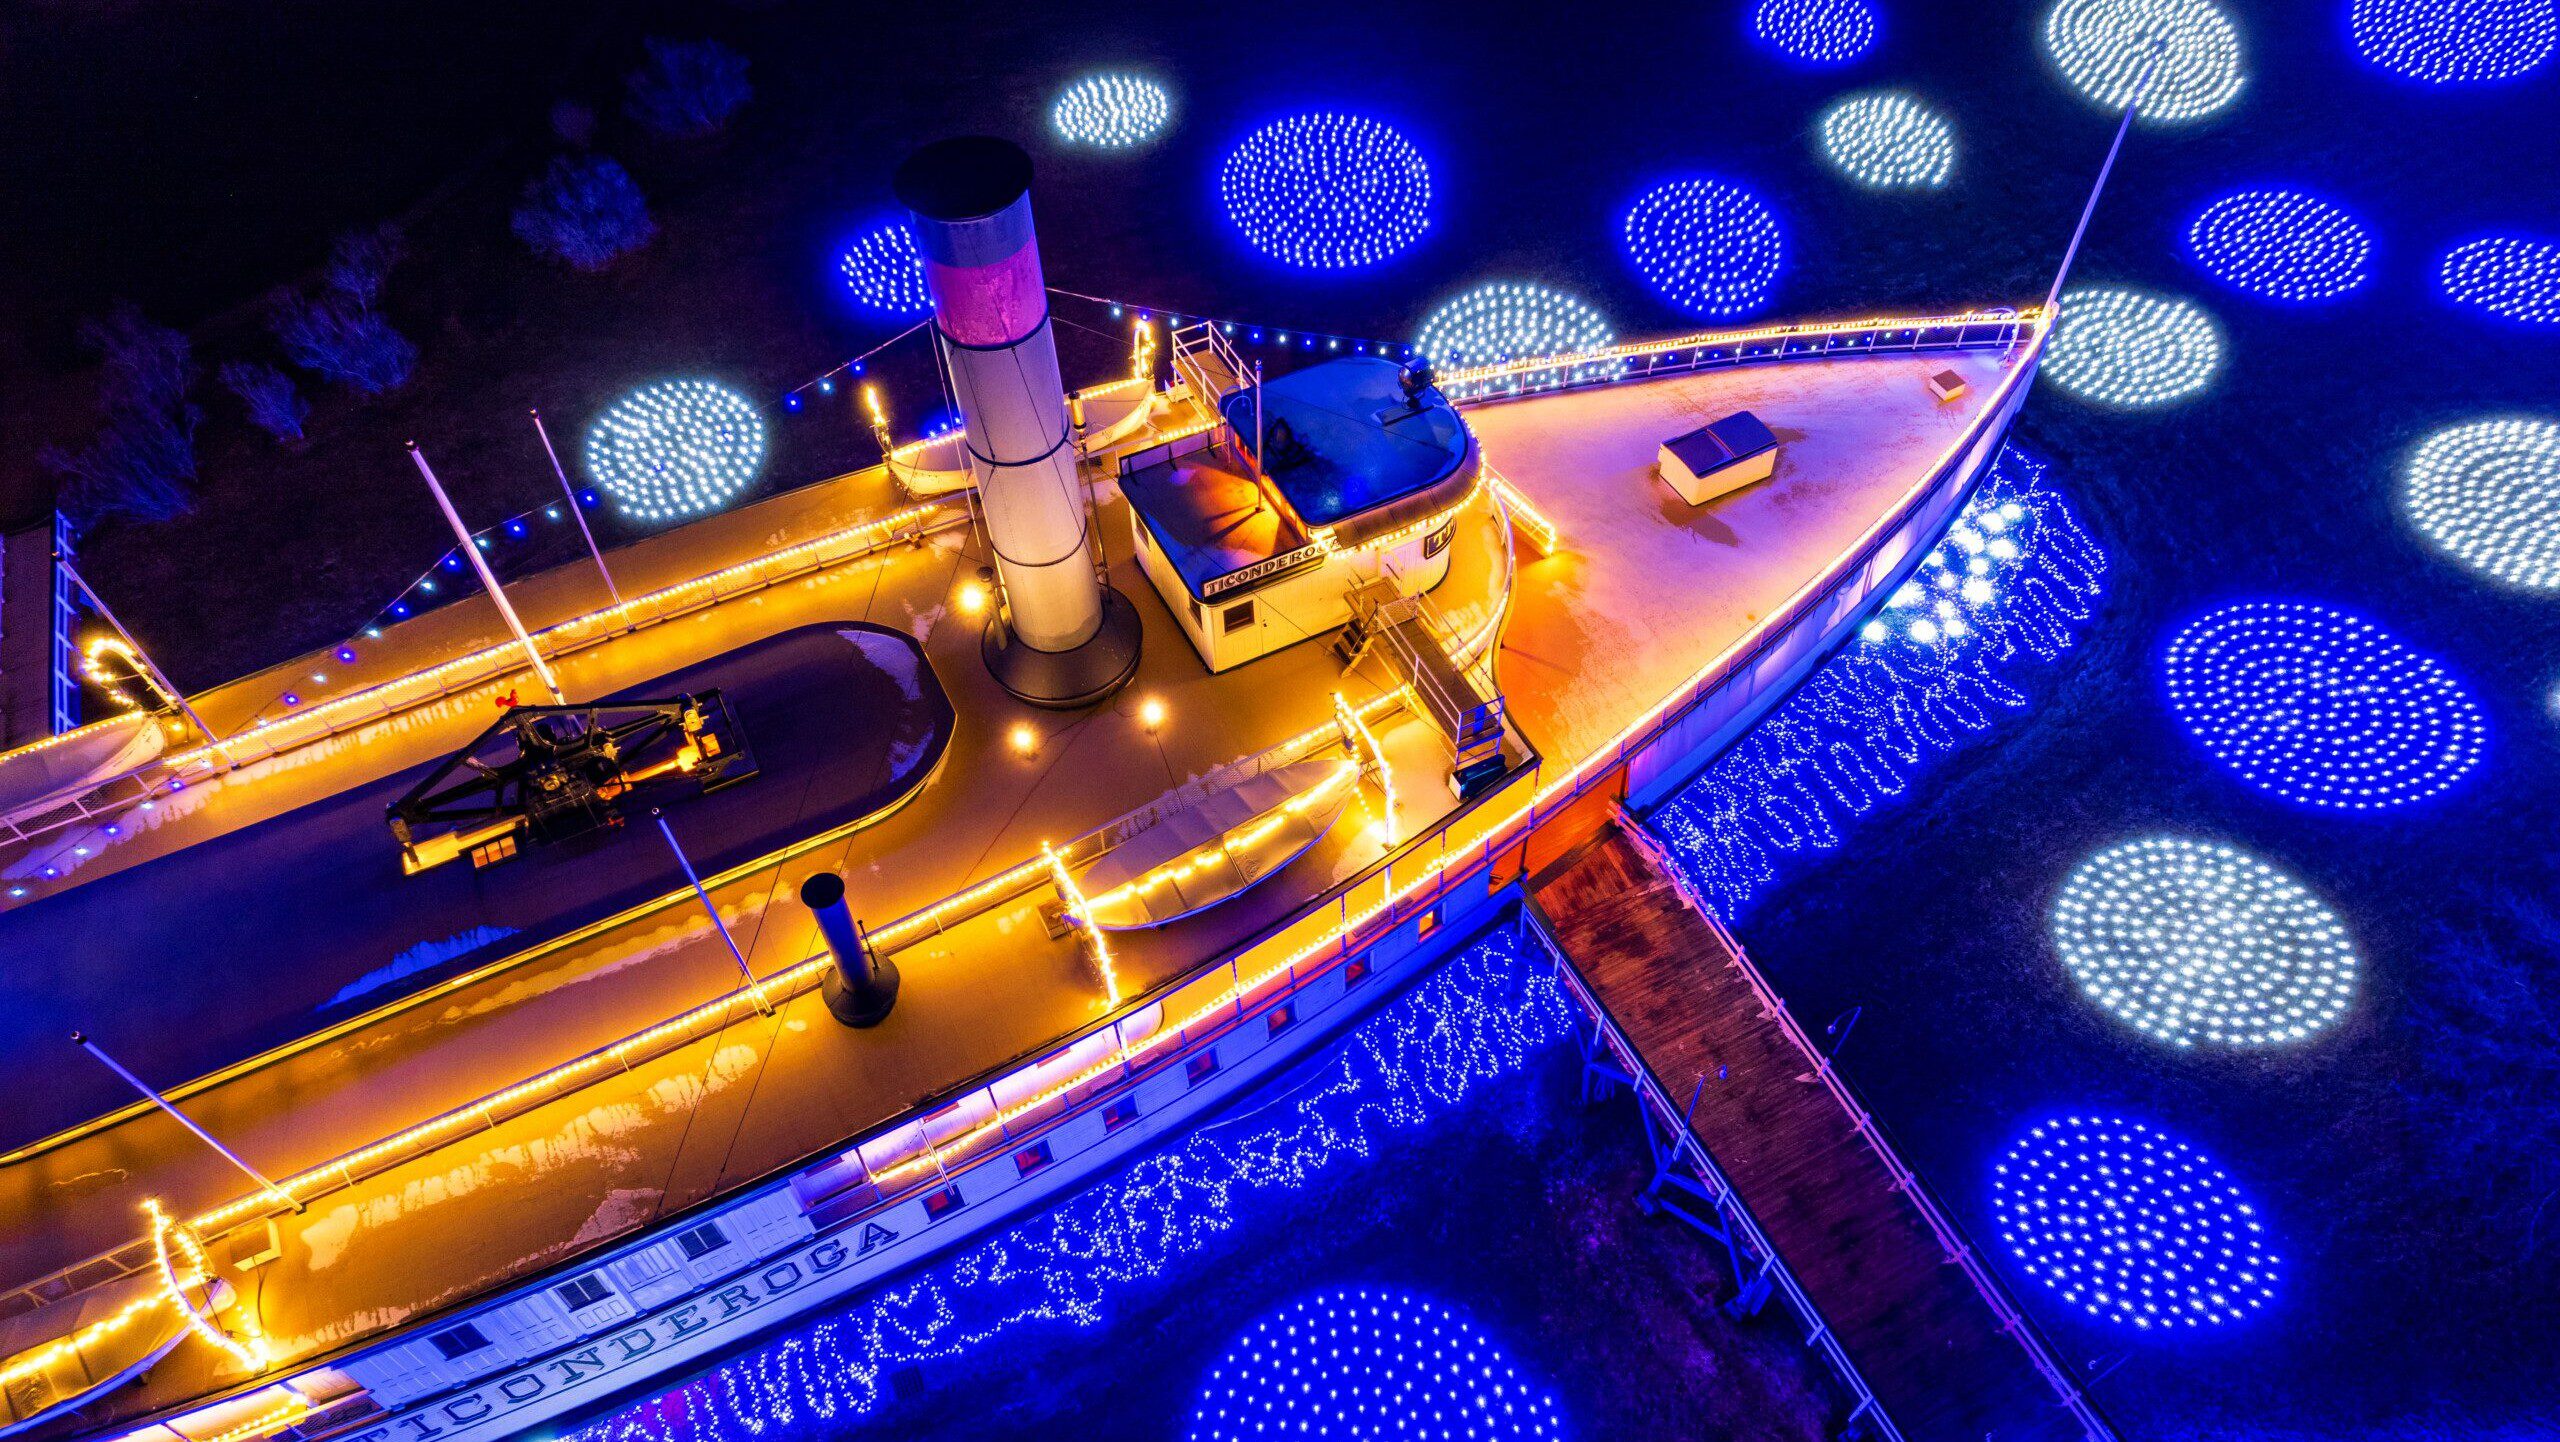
[4,0,2558,1438]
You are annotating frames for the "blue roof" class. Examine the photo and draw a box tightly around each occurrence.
[1664,411,1776,475]
[1219,358,1473,528]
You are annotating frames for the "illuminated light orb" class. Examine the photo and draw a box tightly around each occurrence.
[1219,113,1432,269]
[1416,282,1617,397]
[838,222,929,315]
[1993,1117,2278,1329]
[2045,287,2223,407]
[2162,600,2484,809]
[2043,0,2247,121]
[1817,92,1957,188]
[2052,838,2357,1049]
[1753,0,1880,61]
[1049,72,1172,147]
[2186,190,2371,301]
[2403,418,2560,590]
[1623,178,1785,317]
[583,380,768,523]
[1188,1289,1562,1442]
[2440,235,2560,323]
[2351,0,2557,81]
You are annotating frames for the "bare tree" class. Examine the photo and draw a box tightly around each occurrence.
[41,302,201,527]
[218,360,310,444]
[271,226,417,395]
[624,38,751,140]
[512,155,657,271]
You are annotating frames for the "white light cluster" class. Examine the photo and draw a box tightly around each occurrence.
[1049,73,1172,147]
[2051,837,2358,1049]
[1993,1116,2279,1329]
[1753,0,1880,62]
[1623,177,1786,317]
[2441,235,2560,324]
[2162,600,2484,809]
[583,380,769,523]
[2186,190,2371,301]
[1189,1289,1563,1442]
[1416,282,1617,397]
[2043,0,2247,121]
[2351,0,2557,82]
[1219,113,1432,269]
[838,222,930,315]
[1817,92,1957,188]
[2045,286,2223,407]
[2403,417,2560,590]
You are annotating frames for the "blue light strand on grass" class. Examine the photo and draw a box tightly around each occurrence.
[2185,190,2371,301]
[2042,0,2248,121]
[1218,113,1432,269]
[2401,417,2560,590]
[1650,448,2106,921]
[1049,73,1173,147]
[570,932,1573,1442]
[1752,0,1879,62]
[838,222,931,315]
[1189,1289,1563,1442]
[2440,235,2560,323]
[2350,0,2557,81]
[1992,1116,2280,1329]
[1622,178,1785,317]
[1817,92,1957,188]
[2162,600,2485,810]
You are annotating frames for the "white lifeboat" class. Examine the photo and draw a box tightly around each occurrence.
[1072,758,1358,930]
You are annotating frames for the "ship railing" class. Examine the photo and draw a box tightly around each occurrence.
[1440,309,2039,407]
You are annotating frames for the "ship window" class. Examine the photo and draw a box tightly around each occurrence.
[1013,1141,1053,1177]
[1103,1096,1140,1131]
[923,1186,963,1220]
[1343,956,1372,988]
[1186,1052,1220,1086]
[430,1323,492,1360]
[1265,1003,1296,1036]
[553,1275,611,1310]
[1220,599,1257,633]
[675,1222,730,1260]
[1417,906,1442,940]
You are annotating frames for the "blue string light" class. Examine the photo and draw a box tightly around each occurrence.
[585,380,769,523]
[2042,0,2248,121]
[1752,0,1879,62]
[838,222,930,315]
[2402,417,2560,590]
[1992,1116,2279,1329]
[1652,448,2106,920]
[2162,600,2485,809]
[2045,286,2224,407]
[2440,235,2560,324]
[2185,190,2371,301]
[2350,0,2557,82]
[1189,1289,1563,1442]
[1816,92,1957,188]
[1622,177,1785,318]
[1219,113,1432,269]
[1050,73,1173,147]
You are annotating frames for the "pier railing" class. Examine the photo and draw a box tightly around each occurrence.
[1437,308,2033,405]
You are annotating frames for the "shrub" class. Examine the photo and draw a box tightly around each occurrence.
[624,38,750,140]
[512,155,656,271]
[218,360,310,444]
[41,303,201,527]
[270,227,417,394]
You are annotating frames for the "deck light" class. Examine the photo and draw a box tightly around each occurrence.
[2402,417,2560,589]
[2052,837,2357,1048]
[1622,177,1785,318]
[837,221,931,315]
[1414,283,1615,396]
[1049,73,1172,147]
[956,575,990,616]
[2440,235,2560,323]
[585,379,769,522]
[1992,1117,2279,1328]
[1139,696,1167,731]
[1218,113,1431,269]
[2186,190,2370,301]
[1191,1288,1563,1442]
[2043,0,2246,121]
[2044,286,2222,407]
[2351,0,2556,81]
[1752,0,1878,61]
[1009,722,1039,756]
[1816,92,1956,188]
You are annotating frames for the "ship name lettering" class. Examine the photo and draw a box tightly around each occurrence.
[762,1260,803,1292]
[497,1374,546,1403]
[665,1303,707,1337]
[550,1346,607,1385]
[854,1222,897,1257]
[610,1326,657,1361]
[440,1393,492,1424]
[709,1284,755,1319]
[809,1239,849,1272]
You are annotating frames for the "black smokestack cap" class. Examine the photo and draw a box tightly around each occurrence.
[894,137,1035,224]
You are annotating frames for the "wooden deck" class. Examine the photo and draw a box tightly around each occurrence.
[1530,822,2094,1442]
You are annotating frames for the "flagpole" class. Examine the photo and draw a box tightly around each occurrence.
[73,1031,301,1210]
[406,442,566,704]
[529,409,622,606]
[2045,44,2165,321]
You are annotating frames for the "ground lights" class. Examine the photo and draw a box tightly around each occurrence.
[1817,92,1956,188]
[2162,600,2484,809]
[837,221,930,315]
[2186,190,2371,301]
[1415,282,1616,393]
[583,380,769,523]
[1623,178,1785,317]
[2402,417,2560,590]
[2044,286,2223,407]
[1992,1117,2279,1329]
[2051,838,2357,1049]
[1189,1289,1563,1442]
[1219,113,1431,269]
[2351,0,2557,82]
[2043,0,2247,121]
[2440,235,2560,324]
[1049,72,1172,147]
[1752,0,1879,62]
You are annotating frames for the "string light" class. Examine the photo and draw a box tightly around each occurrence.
[1189,1289,1563,1442]
[2185,190,2371,301]
[2051,838,2357,1049]
[2402,417,2560,590]
[1752,0,1879,61]
[2440,235,2560,323]
[1817,92,1956,188]
[838,222,931,315]
[1050,73,1172,147]
[2044,286,2223,407]
[1219,113,1432,269]
[2351,0,2557,81]
[1622,177,1785,318]
[2043,0,2247,121]
[2162,600,2485,809]
[1654,448,2105,919]
[584,380,769,523]
[1992,1117,2279,1329]
[1414,283,1616,394]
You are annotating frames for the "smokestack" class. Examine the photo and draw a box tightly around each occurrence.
[896,137,1141,708]
[800,870,898,1027]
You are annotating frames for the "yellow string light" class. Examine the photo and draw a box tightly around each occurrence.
[1045,842,1121,1005]
[1334,693,1397,845]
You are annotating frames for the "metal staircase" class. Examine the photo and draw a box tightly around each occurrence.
[1337,577,1506,798]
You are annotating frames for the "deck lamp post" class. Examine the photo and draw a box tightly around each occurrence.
[56,555,230,763]
[406,442,566,705]
[801,870,899,1027]
[653,810,775,1017]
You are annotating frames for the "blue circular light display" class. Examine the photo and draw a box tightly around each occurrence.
[2045,287,2224,407]
[2186,190,2371,301]
[584,380,768,523]
[1753,0,1880,61]
[1219,113,1432,269]
[2441,235,2560,323]
[1623,178,1785,317]
[1188,1288,1562,1442]
[1993,1117,2279,1329]
[838,222,930,315]
[1416,282,1616,396]
[2402,417,2560,591]
[1818,91,1957,188]
[2163,600,2484,809]
[2351,0,2557,81]
[1050,73,1173,147]
[2043,0,2247,121]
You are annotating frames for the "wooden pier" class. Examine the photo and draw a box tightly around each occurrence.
[1528,819,2104,1442]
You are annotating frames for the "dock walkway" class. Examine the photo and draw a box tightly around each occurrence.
[1529,820,2099,1442]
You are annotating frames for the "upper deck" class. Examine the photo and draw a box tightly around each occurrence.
[0,312,2041,1438]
